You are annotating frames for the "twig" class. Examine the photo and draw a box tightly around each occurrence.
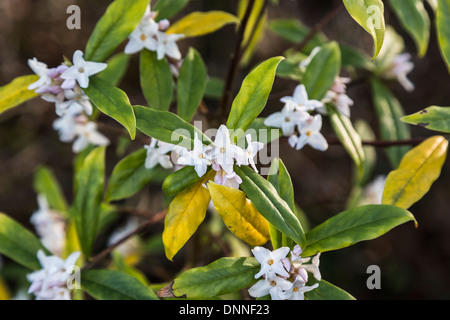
[327,137,427,147]
[82,209,167,271]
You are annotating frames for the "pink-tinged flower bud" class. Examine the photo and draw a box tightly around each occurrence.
[158,19,170,31]
[297,267,308,284]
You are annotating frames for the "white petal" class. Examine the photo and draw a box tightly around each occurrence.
[72,50,85,67]
[264,112,283,128]
[248,280,271,298]
[124,39,144,54]
[85,61,108,76]
[308,133,328,151]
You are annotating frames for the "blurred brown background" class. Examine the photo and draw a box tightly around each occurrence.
[1,0,450,299]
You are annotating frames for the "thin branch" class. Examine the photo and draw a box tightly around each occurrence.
[327,137,427,147]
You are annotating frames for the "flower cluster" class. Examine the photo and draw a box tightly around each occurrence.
[124,5,184,60]
[177,125,264,189]
[249,245,321,300]
[144,138,188,170]
[27,250,80,300]
[30,195,67,257]
[28,50,109,153]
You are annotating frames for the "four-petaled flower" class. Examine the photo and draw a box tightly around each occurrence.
[252,246,290,280]
[264,101,310,136]
[288,114,328,151]
[177,132,212,177]
[61,50,107,89]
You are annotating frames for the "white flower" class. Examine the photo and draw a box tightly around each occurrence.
[211,125,243,175]
[108,218,140,259]
[213,169,243,189]
[52,113,80,143]
[264,101,310,136]
[177,132,212,177]
[301,253,322,281]
[61,50,107,89]
[27,250,80,300]
[155,31,184,60]
[144,139,174,170]
[321,77,354,118]
[383,53,415,92]
[252,246,290,280]
[239,134,264,173]
[280,85,324,112]
[279,276,319,300]
[28,58,51,91]
[124,20,159,55]
[55,87,93,117]
[72,121,110,153]
[288,114,328,151]
[299,46,321,70]
[360,175,387,205]
[248,276,293,300]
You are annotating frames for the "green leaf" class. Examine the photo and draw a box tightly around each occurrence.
[382,136,448,209]
[437,0,450,73]
[226,56,284,143]
[72,147,106,257]
[105,148,168,202]
[370,78,411,168]
[98,53,130,86]
[154,0,190,21]
[81,269,158,300]
[327,104,366,179]
[401,106,450,133]
[162,165,204,196]
[140,49,173,111]
[302,204,416,257]
[387,0,430,57]
[171,257,259,298]
[234,165,305,248]
[0,75,39,116]
[340,44,375,71]
[0,213,48,270]
[177,47,207,122]
[33,166,68,213]
[302,42,341,100]
[305,279,356,300]
[84,77,136,140]
[134,105,212,149]
[343,0,385,60]
[84,0,149,62]
[167,11,240,38]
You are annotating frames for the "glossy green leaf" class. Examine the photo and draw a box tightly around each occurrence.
[302,42,341,100]
[382,136,448,209]
[98,53,130,86]
[327,104,366,179]
[343,0,385,60]
[72,147,106,257]
[302,205,416,257]
[33,166,68,213]
[154,0,190,21]
[167,11,240,38]
[0,213,48,270]
[371,78,411,168]
[340,44,375,71]
[401,106,450,133]
[305,279,356,300]
[177,47,207,122]
[0,75,39,116]
[437,0,450,73]
[84,77,136,140]
[171,257,259,298]
[85,0,149,62]
[234,165,305,248]
[162,166,205,196]
[140,49,173,111]
[105,148,168,202]
[81,269,158,300]
[388,0,430,57]
[226,56,284,142]
[134,105,212,149]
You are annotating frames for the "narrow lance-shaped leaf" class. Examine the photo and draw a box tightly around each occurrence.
[208,182,270,246]
[72,147,106,258]
[437,0,450,74]
[343,0,386,60]
[154,0,190,22]
[177,47,207,122]
[226,56,284,143]
[134,105,212,149]
[84,77,136,140]
[401,106,450,134]
[387,0,430,57]
[0,213,48,271]
[167,11,240,38]
[302,204,416,257]
[33,166,68,213]
[0,75,39,116]
[140,49,173,111]
[382,136,448,209]
[84,0,150,62]
[234,165,306,248]
[81,269,158,300]
[98,53,130,86]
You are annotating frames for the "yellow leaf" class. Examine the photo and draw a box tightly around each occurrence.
[162,171,215,261]
[0,75,39,115]
[208,182,270,246]
[167,11,240,38]
[0,277,11,300]
[382,136,448,209]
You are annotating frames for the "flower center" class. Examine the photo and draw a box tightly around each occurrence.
[140,34,147,41]
[306,131,312,137]
[78,67,85,73]
[293,287,299,292]
[220,147,226,154]
[284,117,291,123]
[270,280,277,287]
[268,259,274,266]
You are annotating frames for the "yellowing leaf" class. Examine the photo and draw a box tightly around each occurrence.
[167,11,240,38]
[162,171,215,261]
[0,277,11,300]
[382,136,448,209]
[208,182,270,246]
[0,75,39,115]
